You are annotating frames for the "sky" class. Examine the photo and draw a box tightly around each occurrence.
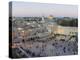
[12,1,78,18]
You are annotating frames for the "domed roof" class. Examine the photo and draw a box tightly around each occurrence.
[48,15,54,19]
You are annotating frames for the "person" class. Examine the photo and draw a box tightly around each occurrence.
[22,39,25,43]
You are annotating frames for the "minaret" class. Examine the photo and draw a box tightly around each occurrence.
[41,16,45,23]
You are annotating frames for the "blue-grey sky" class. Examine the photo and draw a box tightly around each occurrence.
[12,1,78,17]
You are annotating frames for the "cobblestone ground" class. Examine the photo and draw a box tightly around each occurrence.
[12,35,78,58]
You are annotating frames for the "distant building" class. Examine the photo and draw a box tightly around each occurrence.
[54,25,77,35]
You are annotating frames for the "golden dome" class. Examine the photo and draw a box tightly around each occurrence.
[48,15,53,19]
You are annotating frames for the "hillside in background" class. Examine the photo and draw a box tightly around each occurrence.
[56,17,78,27]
